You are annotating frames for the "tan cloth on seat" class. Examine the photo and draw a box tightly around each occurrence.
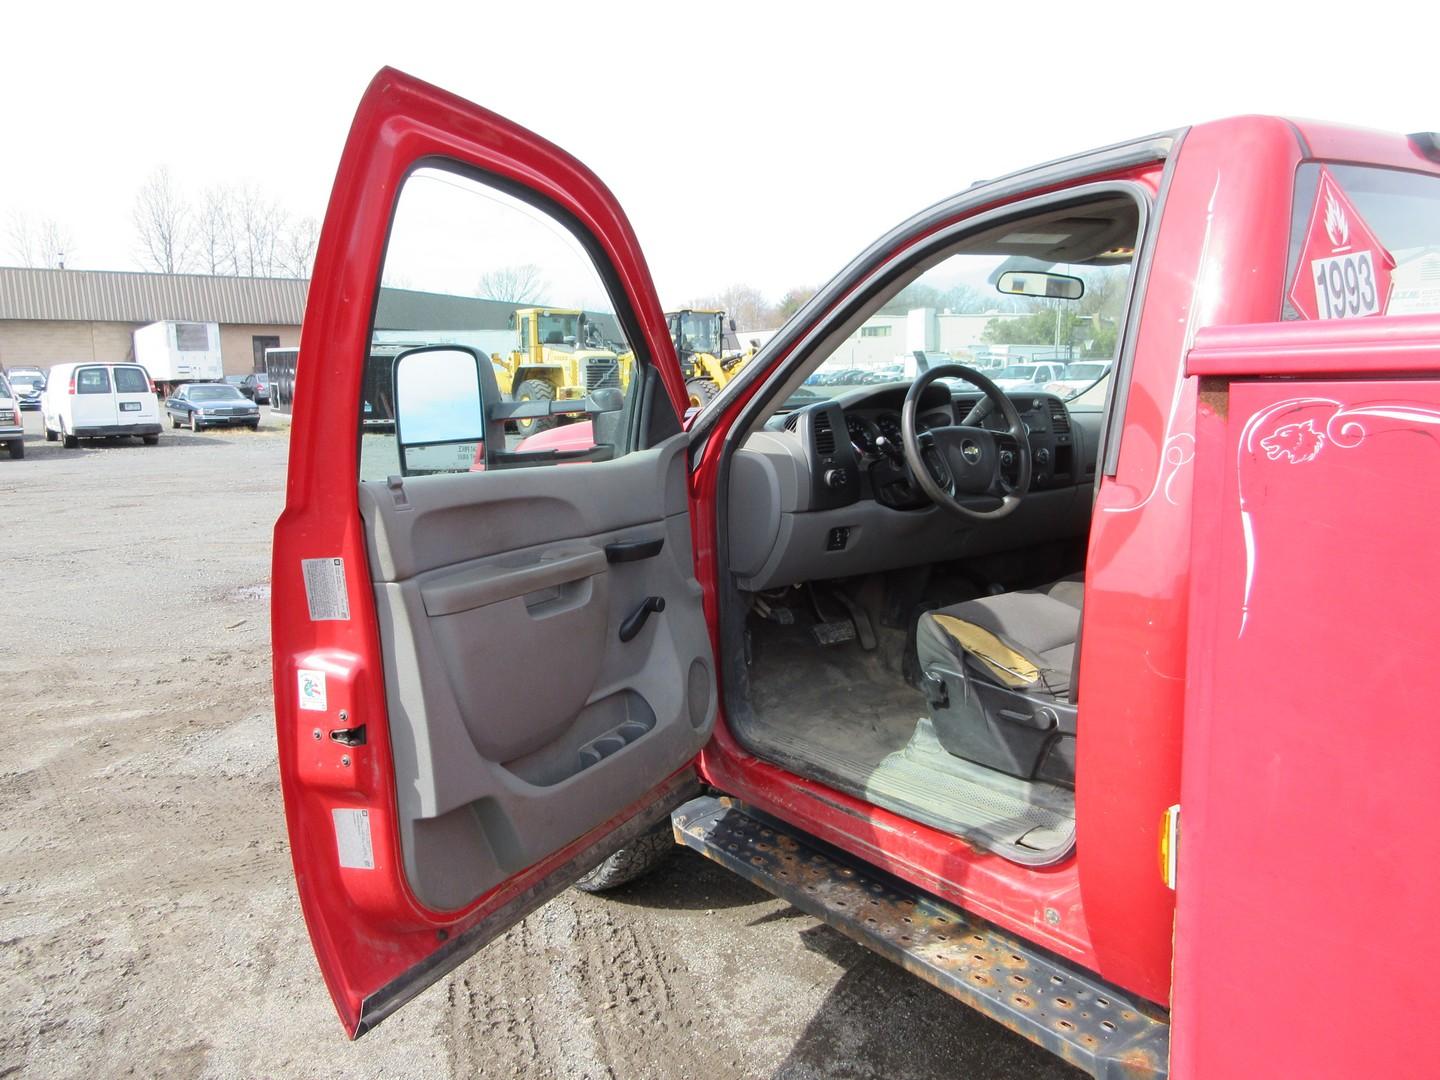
[929,614,1041,689]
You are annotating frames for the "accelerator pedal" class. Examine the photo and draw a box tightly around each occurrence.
[671,796,1169,1079]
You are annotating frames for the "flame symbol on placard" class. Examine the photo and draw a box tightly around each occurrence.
[1324,190,1349,249]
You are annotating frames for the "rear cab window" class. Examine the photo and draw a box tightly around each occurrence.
[1284,164,1440,320]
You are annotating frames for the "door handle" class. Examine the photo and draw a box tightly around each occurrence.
[605,537,665,564]
[619,596,665,642]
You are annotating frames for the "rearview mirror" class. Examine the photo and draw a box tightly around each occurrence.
[393,346,487,475]
[996,270,1084,300]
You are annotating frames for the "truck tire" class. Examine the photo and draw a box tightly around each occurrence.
[574,820,675,894]
[685,378,720,409]
[8,439,23,460]
[142,434,159,446]
[62,425,78,449]
[514,379,557,436]
[44,425,56,442]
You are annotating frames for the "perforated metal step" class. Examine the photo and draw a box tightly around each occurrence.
[672,796,1168,1079]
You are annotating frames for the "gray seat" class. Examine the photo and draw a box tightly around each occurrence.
[915,576,1083,783]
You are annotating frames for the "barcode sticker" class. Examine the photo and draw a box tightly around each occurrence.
[302,557,351,621]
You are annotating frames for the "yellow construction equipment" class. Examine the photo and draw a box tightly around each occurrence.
[667,308,754,408]
[494,307,632,434]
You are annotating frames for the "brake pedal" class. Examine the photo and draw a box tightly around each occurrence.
[829,589,878,651]
[811,620,857,646]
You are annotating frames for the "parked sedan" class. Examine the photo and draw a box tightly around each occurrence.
[6,367,45,410]
[238,373,271,404]
[165,383,261,431]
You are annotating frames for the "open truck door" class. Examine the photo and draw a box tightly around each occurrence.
[1174,314,1440,1077]
[271,69,717,1036]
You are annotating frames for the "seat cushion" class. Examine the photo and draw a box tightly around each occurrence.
[919,583,1083,699]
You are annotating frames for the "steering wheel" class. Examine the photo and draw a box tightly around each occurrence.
[900,364,1031,521]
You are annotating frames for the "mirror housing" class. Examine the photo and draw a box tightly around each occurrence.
[393,346,504,475]
[996,270,1084,300]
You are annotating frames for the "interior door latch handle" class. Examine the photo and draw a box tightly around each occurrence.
[605,537,665,563]
[619,596,666,642]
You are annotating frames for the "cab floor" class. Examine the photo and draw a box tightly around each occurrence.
[738,616,1074,866]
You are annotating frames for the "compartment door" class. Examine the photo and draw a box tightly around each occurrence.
[272,68,712,1038]
[1175,316,1440,1077]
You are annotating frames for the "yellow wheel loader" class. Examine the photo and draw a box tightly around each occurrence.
[495,307,633,435]
[667,308,755,409]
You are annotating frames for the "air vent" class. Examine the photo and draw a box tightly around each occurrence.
[1048,399,1071,433]
[813,410,836,454]
[783,412,801,432]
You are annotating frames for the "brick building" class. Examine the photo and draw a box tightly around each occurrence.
[0,267,307,376]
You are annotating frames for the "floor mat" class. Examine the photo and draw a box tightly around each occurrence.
[741,619,1074,866]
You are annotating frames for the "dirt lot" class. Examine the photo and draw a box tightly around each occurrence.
[0,409,1079,1079]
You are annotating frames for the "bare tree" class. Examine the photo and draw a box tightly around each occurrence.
[690,284,773,330]
[476,264,546,303]
[193,186,237,274]
[774,285,817,322]
[132,167,191,272]
[232,184,286,277]
[8,212,73,268]
[280,216,319,279]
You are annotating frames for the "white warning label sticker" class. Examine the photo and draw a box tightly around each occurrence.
[332,808,374,870]
[297,668,328,712]
[302,557,351,621]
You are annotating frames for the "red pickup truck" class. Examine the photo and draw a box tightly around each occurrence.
[272,68,1440,1077]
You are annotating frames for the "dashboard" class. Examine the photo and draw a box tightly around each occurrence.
[732,382,1101,591]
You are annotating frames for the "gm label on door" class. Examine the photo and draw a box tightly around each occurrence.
[332,808,374,870]
[302,557,351,621]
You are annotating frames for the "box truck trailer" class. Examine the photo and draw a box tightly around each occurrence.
[132,321,223,395]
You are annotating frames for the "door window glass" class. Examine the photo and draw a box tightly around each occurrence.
[113,367,148,393]
[360,165,646,481]
[76,368,111,394]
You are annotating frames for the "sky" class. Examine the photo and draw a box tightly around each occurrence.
[2,1,1434,307]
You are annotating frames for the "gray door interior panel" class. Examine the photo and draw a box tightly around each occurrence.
[360,434,716,911]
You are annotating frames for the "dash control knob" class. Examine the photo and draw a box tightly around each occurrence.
[1000,449,1016,467]
[1035,448,1051,467]
[823,467,851,490]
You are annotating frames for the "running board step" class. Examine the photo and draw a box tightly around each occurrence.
[671,796,1169,1079]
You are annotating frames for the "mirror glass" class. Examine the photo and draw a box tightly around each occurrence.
[995,269,1084,300]
[394,347,485,474]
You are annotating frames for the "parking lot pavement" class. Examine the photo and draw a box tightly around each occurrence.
[0,409,1080,1079]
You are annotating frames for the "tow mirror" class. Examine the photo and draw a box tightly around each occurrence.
[590,386,625,448]
[393,346,488,475]
[996,270,1084,300]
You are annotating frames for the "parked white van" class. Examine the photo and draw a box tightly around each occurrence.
[40,363,163,448]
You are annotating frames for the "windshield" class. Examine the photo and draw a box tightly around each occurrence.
[190,385,246,402]
[536,312,580,347]
[788,259,1128,408]
[0,375,11,398]
[10,373,41,388]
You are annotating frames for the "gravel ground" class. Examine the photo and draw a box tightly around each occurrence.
[0,408,1080,1079]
